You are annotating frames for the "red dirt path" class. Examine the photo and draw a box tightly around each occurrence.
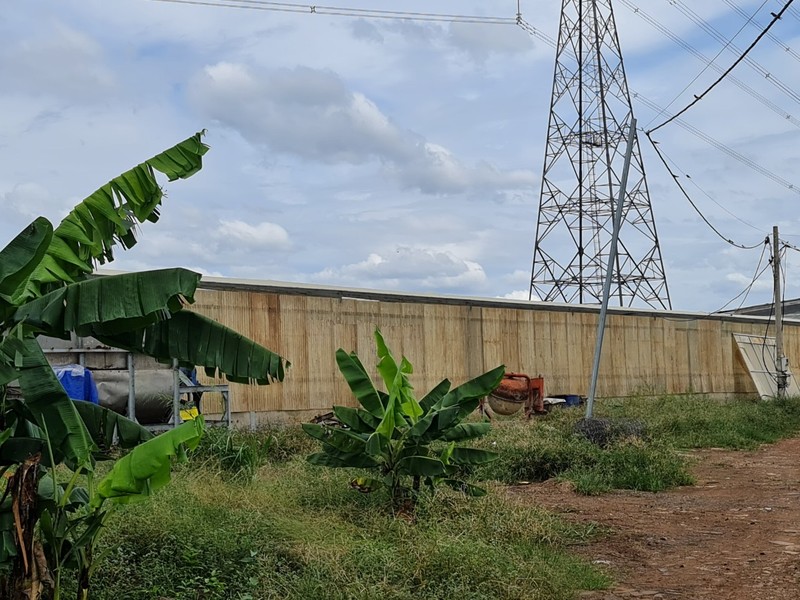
[510,437,800,599]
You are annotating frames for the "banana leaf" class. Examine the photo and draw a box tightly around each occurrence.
[332,405,379,433]
[440,422,491,442]
[25,132,209,296]
[375,329,422,421]
[335,349,384,418]
[92,417,204,508]
[13,268,201,338]
[96,310,288,385]
[449,447,498,465]
[73,402,154,455]
[0,217,53,308]
[419,379,451,413]
[301,424,366,454]
[0,335,93,467]
[396,455,447,477]
[437,365,505,410]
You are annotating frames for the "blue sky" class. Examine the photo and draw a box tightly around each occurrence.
[3,0,800,311]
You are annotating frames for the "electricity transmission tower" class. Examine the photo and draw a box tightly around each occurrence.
[529,0,671,309]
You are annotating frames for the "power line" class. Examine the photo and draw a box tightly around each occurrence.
[664,0,800,109]
[651,0,770,125]
[655,144,764,233]
[618,0,800,130]
[633,92,800,194]
[516,17,800,196]
[712,239,771,313]
[721,0,800,65]
[648,0,799,133]
[645,132,766,250]
[150,0,517,24]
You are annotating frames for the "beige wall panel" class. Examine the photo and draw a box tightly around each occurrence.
[512,309,536,378]
[331,298,359,407]
[304,297,339,411]
[275,295,310,412]
[186,284,800,416]
[548,311,572,394]
[631,316,653,395]
[563,310,588,395]
[531,310,553,389]
[466,305,485,377]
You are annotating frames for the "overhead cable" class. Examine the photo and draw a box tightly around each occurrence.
[722,0,800,64]
[656,147,764,233]
[644,0,798,132]
[712,239,771,313]
[645,132,767,250]
[618,0,800,130]
[516,18,800,196]
[649,0,770,126]
[664,0,800,108]
[150,0,517,24]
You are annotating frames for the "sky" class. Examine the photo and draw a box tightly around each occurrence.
[2,0,800,312]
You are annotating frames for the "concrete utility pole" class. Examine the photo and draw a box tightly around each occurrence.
[773,226,788,398]
[586,117,637,419]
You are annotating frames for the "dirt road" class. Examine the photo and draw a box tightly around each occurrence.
[511,437,800,599]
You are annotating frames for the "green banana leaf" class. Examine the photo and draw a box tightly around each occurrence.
[92,417,205,508]
[332,405,379,433]
[301,424,366,454]
[0,335,93,467]
[335,349,384,418]
[73,402,154,454]
[419,379,451,413]
[374,329,422,421]
[441,422,491,442]
[13,268,201,338]
[96,310,288,385]
[437,365,505,410]
[25,132,209,296]
[396,455,447,477]
[0,217,53,308]
[0,437,47,466]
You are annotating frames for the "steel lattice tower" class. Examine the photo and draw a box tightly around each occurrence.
[529,0,671,309]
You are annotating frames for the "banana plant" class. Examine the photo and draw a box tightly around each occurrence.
[0,133,289,599]
[304,329,503,510]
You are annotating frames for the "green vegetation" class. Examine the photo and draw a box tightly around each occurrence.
[0,133,288,599]
[304,329,504,509]
[597,394,800,449]
[80,457,609,600]
[476,395,800,495]
[73,394,800,599]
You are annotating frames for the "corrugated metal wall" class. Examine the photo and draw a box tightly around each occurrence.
[187,280,800,423]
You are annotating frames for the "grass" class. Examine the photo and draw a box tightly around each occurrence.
[75,394,800,598]
[596,394,800,449]
[475,395,800,494]
[80,460,609,600]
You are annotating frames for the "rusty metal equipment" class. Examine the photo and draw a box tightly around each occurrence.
[485,373,545,418]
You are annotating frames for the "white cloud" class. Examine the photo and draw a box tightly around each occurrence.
[312,246,487,291]
[0,22,115,101]
[500,290,532,300]
[189,62,536,194]
[446,22,533,61]
[217,219,291,250]
[725,271,772,292]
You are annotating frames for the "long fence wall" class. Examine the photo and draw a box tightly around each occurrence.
[189,278,800,424]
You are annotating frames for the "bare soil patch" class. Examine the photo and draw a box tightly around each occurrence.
[509,437,800,599]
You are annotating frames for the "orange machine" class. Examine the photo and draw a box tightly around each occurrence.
[484,372,545,418]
